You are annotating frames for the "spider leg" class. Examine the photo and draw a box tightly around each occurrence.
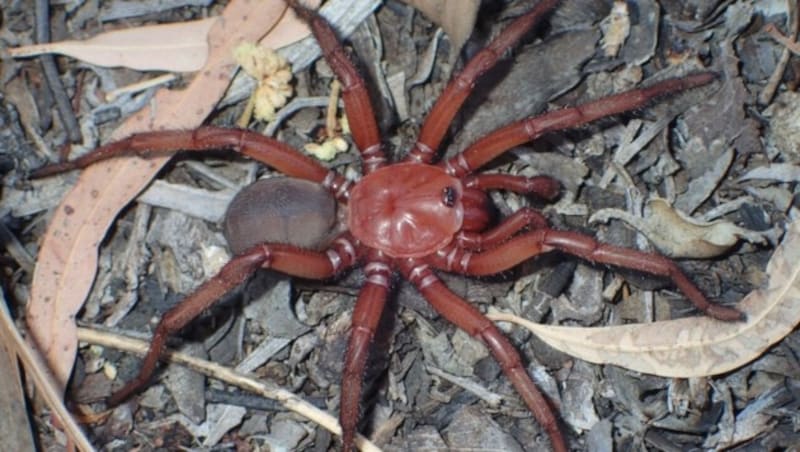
[290,2,386,172]
[457,174,559,250]
[339,256,392,452]
[464,173,561,200]
[399,260,568,452]
[441,73,717,177]
[456,208,549,251]
[107,236,358,406]
[31,126,352,200]
[443,230,744,321]
[405,0,560,164]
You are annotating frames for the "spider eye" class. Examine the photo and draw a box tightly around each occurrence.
[442,186,457,207]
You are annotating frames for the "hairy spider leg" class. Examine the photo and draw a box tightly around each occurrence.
[455,207,550,251]
[290,1,386,173]
[107,235,359,406]
[464,173,562,200]
[405,0,561,163]
[30,126,353,201]
[339,251,393,450]
[400,260,568,452]
[441,73,717,177]
[429,230,744,322]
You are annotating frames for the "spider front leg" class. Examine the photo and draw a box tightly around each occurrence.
[464,173,561,200]
[31,126,352,197]
[406,0,561,163]
[449,229,744,322]
[399,260,568,452]
[456,208,549,251]
[108,236,358,406]
[456,173,559,250]
[441,73,717,177]
[290,2,386,172]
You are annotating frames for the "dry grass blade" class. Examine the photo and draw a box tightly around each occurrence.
[0,293,93,451]
[489,221,800,378]
[0,340,34,452]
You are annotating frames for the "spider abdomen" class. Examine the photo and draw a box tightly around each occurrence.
[224,177,337,254]
[348,163,464,258]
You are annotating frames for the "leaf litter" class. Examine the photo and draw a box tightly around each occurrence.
[1,0,799,450]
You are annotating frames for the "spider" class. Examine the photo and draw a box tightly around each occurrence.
[33,1,745,450]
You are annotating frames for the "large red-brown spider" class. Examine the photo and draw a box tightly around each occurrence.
[33,1,746,450]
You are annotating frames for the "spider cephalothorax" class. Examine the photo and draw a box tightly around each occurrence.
[33,1,744,450]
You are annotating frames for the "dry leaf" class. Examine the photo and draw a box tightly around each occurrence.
[589,198,767,258]
[259,0,320,49]
[400,0,480,58]
[488,220,799,378]
[6,2,322,73]
[27,0,291,391]
[7,18,217,72]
